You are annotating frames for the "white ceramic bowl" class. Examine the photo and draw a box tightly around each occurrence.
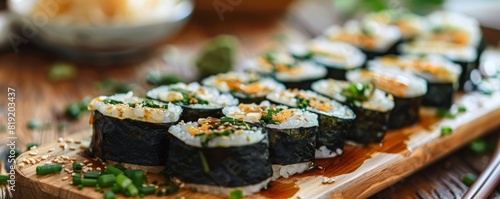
[8,0,193,61]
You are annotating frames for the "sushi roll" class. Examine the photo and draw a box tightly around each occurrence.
[244,50,297,76]
[323,20,402,60]
[201,71,286,104]
[222,101,319,179]
[273,61,327,90]
[347,69,427,129]
[147,82,239,121]
[166,117,271,195]
[362,10,429,40]
[399,40,477,91]
[368,55,462,108]
[308,39,366,80]
[266,89,355,159]
[312,79,395,144]
[88,92,182,173]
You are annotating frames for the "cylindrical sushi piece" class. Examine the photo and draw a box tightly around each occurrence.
[166,117,271,196]
[362,10,429,41]
[323,20,402,60]
[398,40,477,91]
[243,50,298,76]
[308,39,366,80]
[88,92,182,173]
[266,89,355,159]
[146,82,239,122]
[346,68,427,129]
[368,55,462,108]
[222,101,319,179]
[202,71,286,104]
[425,11,482,48]
[273,61,327,90]
[312,79,395,144]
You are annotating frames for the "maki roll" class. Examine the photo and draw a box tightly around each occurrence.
[312,79,395,144]
[266,89,355,159]
[425,11,482,50]
[347,69,427,129]
[201,71,286,104]
[368,55,462,108]
[323,20,402,60]
[308,39,366,80]
[88,92,182,173]
[222,101,319,179]
[273,61,327,90]
[167,117,271,195]
[146,82,238,121]
[399,41,477,91]
[244,50,297,76]
[362,10,429,41]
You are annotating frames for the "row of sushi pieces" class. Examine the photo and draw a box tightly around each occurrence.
[86,67,431,195]
[244,10,485,100]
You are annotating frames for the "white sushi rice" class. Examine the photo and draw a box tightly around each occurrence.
[168,121,266,148]
[309,39,366,69]
[274,61,327,82]
[88,91,182,123]
[399,40,477,62]
[146,82,239,109]
[346,69,427,98]
[426,11,481,46]
[175,177,271,196]
[201,71,286,97]
[271,162,312,180]
[315,146,343,159]
[243,51,296,75]
[324,20,401,52]
[106,160,164,173]
[312,79,395,112]
[362,10,429,39]
[266,90,355,119]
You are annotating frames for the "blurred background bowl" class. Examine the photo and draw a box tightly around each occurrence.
[7,0,193,63]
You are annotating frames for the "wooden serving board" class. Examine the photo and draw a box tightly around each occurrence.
[14,91,500,199]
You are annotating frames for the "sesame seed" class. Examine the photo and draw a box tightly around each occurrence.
[62,176,69,181]
[65,138,74,143]
[29,151,38,156]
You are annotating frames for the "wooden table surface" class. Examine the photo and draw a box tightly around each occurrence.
[1,1,500,198]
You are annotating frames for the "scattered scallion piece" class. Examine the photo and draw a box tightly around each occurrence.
[48,62,76,81]
[78,184,83,190]
[469,139,487,155]
[116,173,132,189]
[139,186,156,195]
[82,178,98,187]
[94,186,102,192]
[458,105,467,113]
[229,189,243,199]
[97,174,116,187]
[441,126,453,136]
[436,109,456,119]
[164,185,179,195]
[461,173,477,186]
[0,175,8,184]
[72,175,81,185]
[104,190,117,199]
[126,184,139,196]
[130,170,144,188]
[27,119,42,130]
[26,143,38,151]
[105,165,124,176]
[111,183,121,193]
[36,164,63,175]
[84,171,101,179]
[73,162,82,173]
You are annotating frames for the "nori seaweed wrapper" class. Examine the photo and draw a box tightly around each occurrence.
[388,96,422,129]
[235,95,267,104]
[422,82,455,109]
[180,106,223,122]
[347,106,390,144]
[90,111,174,166]
[360,40,402,60]
[279,79,318,90]
[166,136,272,187]
[476,35,486,67]
[315,113,353,153]
[455,60,476,91]
[267,126,317,165]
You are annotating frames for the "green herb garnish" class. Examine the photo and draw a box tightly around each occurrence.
[27,119,42,130]
[48,62,76,81]
[457,105,467,113]
[461,173,476,186]
[229,189,243,199]
[199,151,210,173]
[436,109,456,119]
[341,83,373,103]
[296,97,309,109]
[440,126,453,136]
[261,108,282,124]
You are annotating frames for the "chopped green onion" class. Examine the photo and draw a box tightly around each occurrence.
[97,174,116,187]
[83,171,101,179]
[461,173,476,186]
[139,186,156,195]
[82,178,97,187]
[77,184,83,190]
[73,162,82,173]
[111,183,121,193]
[0,175,8,184]
[229,189,243,199]
[36,164,63,175]
[116,173,132,189]
[436,109,456,119]
[48,62,76,81]
[165,185,179,195]
[104,165,123,176]
[458,105,467,113]
[72,175,82,185]
[131,170,144,188]
[469,139,487,155]
[94,186,102,192]
[27,119,42,130]
[104,190,116,199]
[441,126,453,136]
[65,103,82,119]
[126,184,139,196]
